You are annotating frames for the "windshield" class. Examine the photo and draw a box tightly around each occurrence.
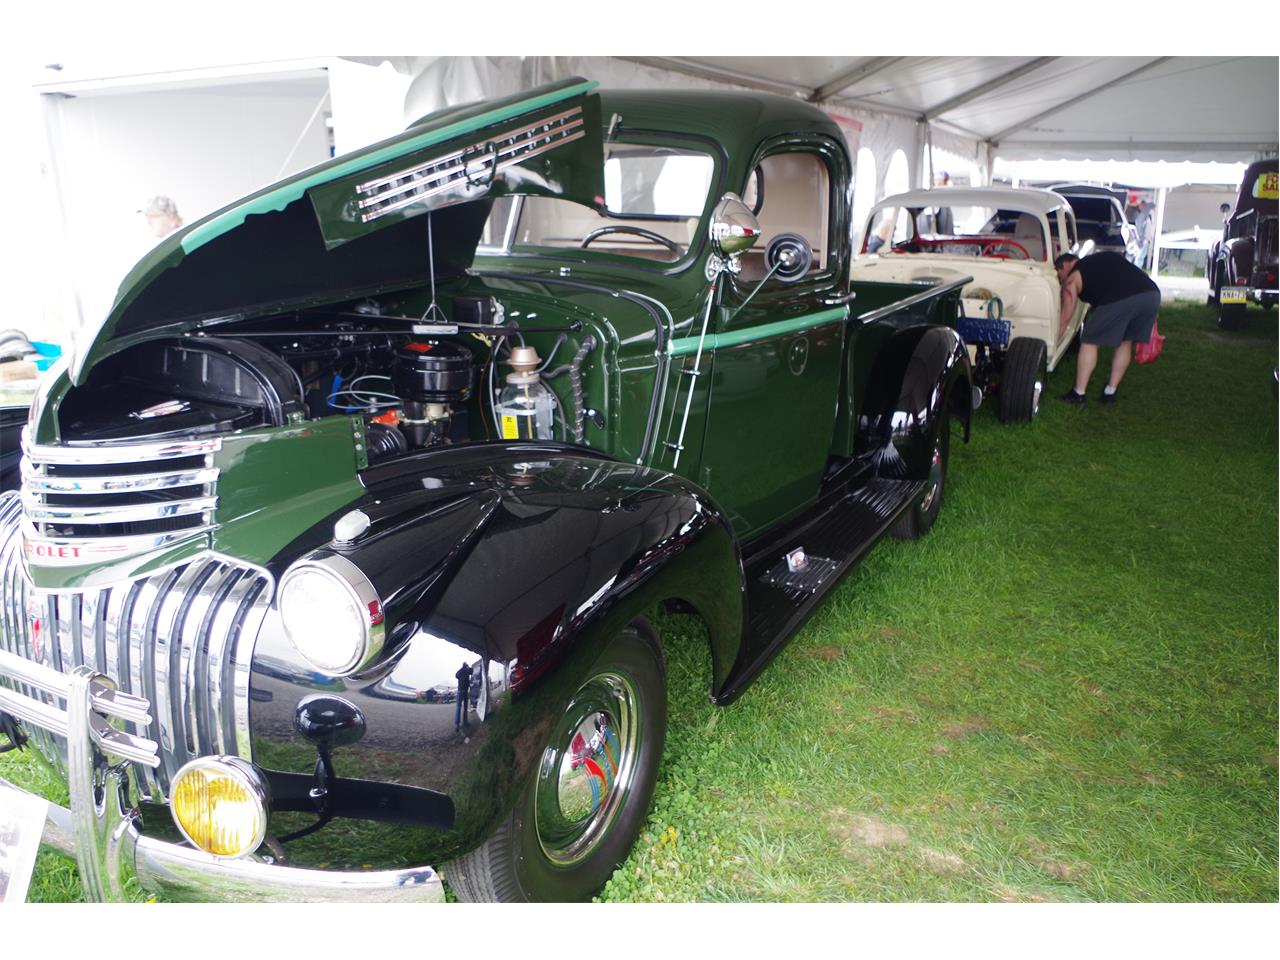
[864,205,1050,262]
[483,143,716,264]
[1064,196,1118,224]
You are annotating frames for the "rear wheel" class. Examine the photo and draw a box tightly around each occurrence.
[445,621,666,902]
[891,407,950,540]
[998,337,1047,423]
[1217,299,1246,331]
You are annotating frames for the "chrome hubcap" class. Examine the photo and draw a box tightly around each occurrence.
[534,671,639,865]
[920,446,943,512]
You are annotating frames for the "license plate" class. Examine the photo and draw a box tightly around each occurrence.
[1221,286,1247,304]
[0,784,48,903]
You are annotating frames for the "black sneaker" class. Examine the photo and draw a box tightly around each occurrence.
[1058,389,1087,406]
[1098,389,1118,406]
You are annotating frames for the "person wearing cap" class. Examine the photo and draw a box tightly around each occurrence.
[140,195,183,238]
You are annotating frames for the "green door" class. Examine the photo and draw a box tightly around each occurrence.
[695,142,850,539]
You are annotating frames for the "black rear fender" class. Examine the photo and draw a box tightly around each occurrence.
[856,324,971,480]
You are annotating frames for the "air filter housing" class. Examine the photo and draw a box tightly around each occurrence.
[391,340,474,404]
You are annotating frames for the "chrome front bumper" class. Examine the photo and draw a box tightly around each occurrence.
[0,648,444,903]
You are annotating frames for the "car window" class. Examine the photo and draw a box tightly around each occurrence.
[741,150,831,279]
[499,142,716,264]
[869,204,1047,261]
[865,206,911,252]
[603,148,714,217]
[1051,209,1073,258]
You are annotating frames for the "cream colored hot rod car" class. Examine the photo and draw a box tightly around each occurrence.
[852,186,1090,421]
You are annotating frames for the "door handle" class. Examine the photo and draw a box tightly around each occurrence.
[821,290,857,306]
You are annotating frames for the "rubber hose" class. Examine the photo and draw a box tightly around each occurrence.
[569,334,598,443]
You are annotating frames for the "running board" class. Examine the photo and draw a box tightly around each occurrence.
[714,477,921,704]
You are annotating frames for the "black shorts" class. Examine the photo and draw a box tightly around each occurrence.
[1082,289,1160,348]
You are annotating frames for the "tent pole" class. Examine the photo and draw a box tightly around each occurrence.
[1149,186,1168,281]
[926,124,935,187]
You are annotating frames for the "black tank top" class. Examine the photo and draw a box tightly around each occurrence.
[1072,252,1158,306]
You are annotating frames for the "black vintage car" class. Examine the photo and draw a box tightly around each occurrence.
[1207,159,1279,330]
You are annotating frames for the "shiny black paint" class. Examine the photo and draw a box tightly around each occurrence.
[247,442,742,867]
[855,318,972,479]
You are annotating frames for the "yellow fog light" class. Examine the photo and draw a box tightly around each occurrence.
[170,757,270,858]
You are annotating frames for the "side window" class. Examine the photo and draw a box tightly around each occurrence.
[1051,209,1072,258]
[740,150,831,281]
[865,207,911,252]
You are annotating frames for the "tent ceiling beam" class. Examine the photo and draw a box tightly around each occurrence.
[998,138,1274,156]
[810,57,905,103]
[616,57,808,99]
[988,57,1172,145]
[921,57,1059,121]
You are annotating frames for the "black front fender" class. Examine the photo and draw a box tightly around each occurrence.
[247,442,743,867]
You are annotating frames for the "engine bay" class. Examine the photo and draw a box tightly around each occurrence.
[57,294,599,464]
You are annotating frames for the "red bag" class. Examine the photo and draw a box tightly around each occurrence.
[1135,320,1165,364]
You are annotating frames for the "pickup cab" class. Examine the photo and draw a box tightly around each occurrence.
[0,78,972,902]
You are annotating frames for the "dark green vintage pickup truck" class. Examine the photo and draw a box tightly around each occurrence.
[0,78,972,902]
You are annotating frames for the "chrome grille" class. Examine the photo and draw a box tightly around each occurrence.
[0,492,270,801]
[19,428,220,551]
[355,105,587,223]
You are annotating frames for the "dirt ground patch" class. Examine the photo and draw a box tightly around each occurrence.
[1040,860,1086,881]
[807,645,844,661]
[919,847,966,874]
[941,716,992,739]
[870,706,919,723]
[1079,678,1107,698]
[830,811,910,849]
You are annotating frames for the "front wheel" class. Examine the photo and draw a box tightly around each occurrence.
[998,337,1048,423]
[445,621,666,902]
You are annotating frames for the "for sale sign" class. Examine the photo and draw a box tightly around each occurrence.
[1253,171,1278,200]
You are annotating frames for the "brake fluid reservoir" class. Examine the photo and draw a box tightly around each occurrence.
[496,345,553,440]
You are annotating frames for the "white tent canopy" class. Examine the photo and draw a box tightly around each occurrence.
[363,55,1277,216]
[614,56,1279,164]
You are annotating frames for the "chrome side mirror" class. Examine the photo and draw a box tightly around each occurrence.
[709,192,761,260]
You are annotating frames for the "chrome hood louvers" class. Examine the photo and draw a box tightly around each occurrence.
[356,105,588,224]
[0,492,269,801]
[19,428,220,564]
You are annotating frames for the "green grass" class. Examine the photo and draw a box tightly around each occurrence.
[4,301,1276,902]
[599,301,1278,902]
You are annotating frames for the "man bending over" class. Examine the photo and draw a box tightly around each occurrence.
[1055,251,1160,406]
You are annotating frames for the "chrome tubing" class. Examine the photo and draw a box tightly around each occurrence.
[0,774,445,903]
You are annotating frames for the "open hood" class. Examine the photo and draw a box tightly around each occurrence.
[73,77,604,381]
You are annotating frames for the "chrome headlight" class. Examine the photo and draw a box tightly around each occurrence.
[278,554,385,676]
[170,756,270,859]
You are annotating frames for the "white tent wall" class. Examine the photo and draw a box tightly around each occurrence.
[47,78,331,335]
[1163,184,1236,235]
